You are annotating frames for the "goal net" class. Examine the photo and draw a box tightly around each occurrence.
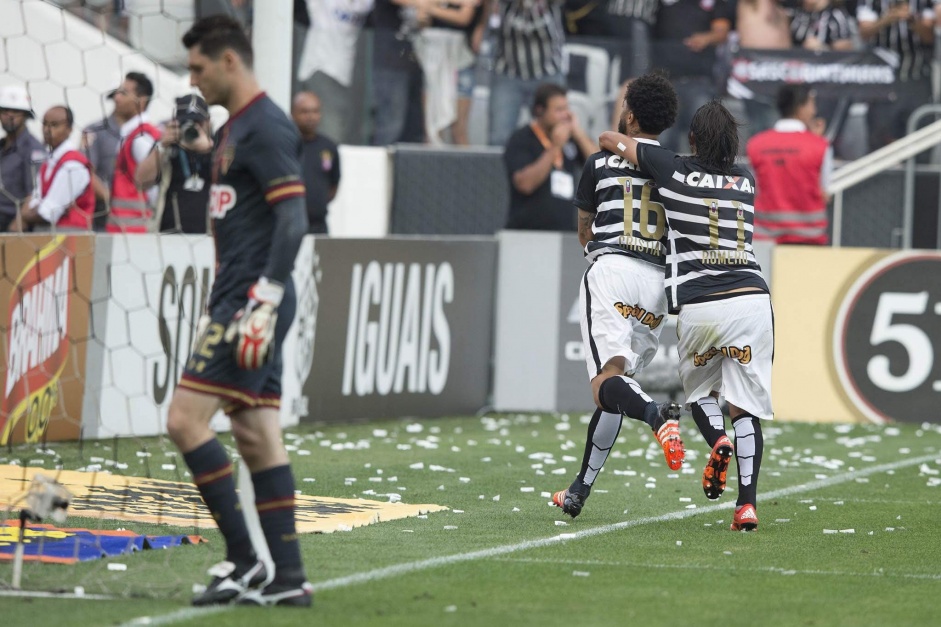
[0,0,310,602]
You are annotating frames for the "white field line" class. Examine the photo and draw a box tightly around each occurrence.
[493,557,941,581]
[117,452,938,626]
[0,589,115,600]
[311,452,938,592]
[117,607,227,625]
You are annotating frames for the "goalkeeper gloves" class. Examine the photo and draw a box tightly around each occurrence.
[224,278,284,370]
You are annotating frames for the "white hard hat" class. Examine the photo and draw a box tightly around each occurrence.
[0,85,35,118]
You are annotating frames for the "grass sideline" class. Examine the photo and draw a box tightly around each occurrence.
[2,414,941,626]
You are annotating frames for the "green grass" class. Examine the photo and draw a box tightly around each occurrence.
[2,414,941,626]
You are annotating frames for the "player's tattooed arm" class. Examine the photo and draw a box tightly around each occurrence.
[577,208,594,248]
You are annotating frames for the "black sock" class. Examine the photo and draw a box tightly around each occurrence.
[691,397,727,449]
[575,408,622,488]
[253,465,305,583]
[597,376,656,424]
[732,414,763,507]
[183,439,254,566]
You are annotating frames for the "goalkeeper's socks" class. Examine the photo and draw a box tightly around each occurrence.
[597,376,659,428]
[253,465,305,582]
[183,438,254,564]
[577,408,622,487]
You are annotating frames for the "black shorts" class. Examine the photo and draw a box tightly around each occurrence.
[178,279,296,413]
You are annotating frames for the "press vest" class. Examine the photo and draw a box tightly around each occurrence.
[40,150,95,230]
[108,122,161,233]
[748,129,829,245]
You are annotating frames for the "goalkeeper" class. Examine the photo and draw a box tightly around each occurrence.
[167,15,311,607]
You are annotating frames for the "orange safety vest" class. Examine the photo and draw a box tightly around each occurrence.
[747,128,829,245]
[108,122,161,233]
[39,150,95,230]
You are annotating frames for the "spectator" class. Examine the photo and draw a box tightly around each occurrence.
[488,0,566,147]
[0,85,44,232]
[857,0,936,148]
[454,0,490,145]
[292,91,341,234]
[295,0,373,144]
[564,0,658,77]
[747,84,831,245]
[563,0,657,38]
[371,0,426,145]
[791,0,857,51]
[413,0,480,144]
[135,94,213,234]
[653,0,735,153]
[107,71,161,233]
[14,106,94,232]
[503,83,594,230]
[736,0,792,141]
[82,99,126,230]
[790,0,857,157]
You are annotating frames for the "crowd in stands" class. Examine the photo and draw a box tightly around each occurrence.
[293,0,941,153]
[3,0,939,234]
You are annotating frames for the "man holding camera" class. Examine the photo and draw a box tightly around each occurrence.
[136,94,213,233]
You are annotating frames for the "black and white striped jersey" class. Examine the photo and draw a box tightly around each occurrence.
[857,0,937,81]
[636,143,769,312]
[573,142,667,268]
[494,0,565,80]
[790,7,856,48]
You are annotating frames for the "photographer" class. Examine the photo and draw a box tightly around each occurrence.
[135,94,213,233]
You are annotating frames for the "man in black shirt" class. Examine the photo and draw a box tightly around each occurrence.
[169,15,312,607]
[652,0,734,153]
[291,91,340,234]
[503,83,594,230]
[135,94,213,233]
[371,0,425,145]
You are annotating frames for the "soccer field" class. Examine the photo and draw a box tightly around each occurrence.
[2,414,940,626]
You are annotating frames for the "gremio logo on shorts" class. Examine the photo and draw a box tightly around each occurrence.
[832,251,941,424]
[341,261,453,397]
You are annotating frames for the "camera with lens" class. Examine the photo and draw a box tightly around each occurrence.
[180,121,201,144]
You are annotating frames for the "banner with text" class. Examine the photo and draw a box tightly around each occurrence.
[1,235,94,444]
[772,246,941,424]
[304,238,497,422]
[728,48,898,101]
[81,235,313,438]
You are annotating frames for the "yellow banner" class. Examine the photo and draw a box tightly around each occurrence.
[0,466,446,534]
[771,246,941,424]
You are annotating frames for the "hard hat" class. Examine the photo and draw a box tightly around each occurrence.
[0,85,35,118]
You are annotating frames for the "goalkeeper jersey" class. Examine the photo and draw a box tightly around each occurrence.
[207,93,306,310]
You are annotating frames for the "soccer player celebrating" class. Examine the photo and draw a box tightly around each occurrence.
[600,100,772,532]
[166,15,312,605]
[553,73,684,519]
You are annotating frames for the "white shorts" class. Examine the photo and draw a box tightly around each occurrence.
[677,293,774,420]
[579,254,668,380]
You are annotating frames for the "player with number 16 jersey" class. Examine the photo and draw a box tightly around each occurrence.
[553,73,684,520]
